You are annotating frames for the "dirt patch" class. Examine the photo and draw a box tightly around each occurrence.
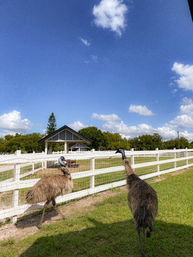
[150,176,167,183]
[0,188,126,242]
[171,169,187,176]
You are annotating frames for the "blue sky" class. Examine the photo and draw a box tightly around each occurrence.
[0,0,193,141]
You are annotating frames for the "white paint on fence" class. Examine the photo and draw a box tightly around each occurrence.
[0,148,193,222]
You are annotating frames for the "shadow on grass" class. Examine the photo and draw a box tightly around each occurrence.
[19,218,193,257]
[16,208,59,229]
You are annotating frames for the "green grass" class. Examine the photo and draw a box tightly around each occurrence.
[0,163,42,182]
[0,169,193,257]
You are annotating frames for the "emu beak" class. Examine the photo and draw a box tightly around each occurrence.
[115,148,126,160]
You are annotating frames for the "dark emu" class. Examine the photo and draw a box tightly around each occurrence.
[116,148,158,257]
[26,167,73,228]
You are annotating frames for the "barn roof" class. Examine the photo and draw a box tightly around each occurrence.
[39,125,90,144]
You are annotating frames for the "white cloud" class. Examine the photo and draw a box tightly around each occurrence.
[93,0,128,36]
[102,119,193,141]
[172,62,193,91]
[171,97,193,128]
[129,104,154,116]
[69,121,87,131]
[157,126,177,140]
[0,110,31,133]
[80,37,91,46]
[90,55,98,63]
[103,120,155,137]
[92,113,120,122]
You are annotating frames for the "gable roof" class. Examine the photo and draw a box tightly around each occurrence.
[39,125,90,144]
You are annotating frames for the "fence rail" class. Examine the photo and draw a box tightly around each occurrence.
[0,148,193,222]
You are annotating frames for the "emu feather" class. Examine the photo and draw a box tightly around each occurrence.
[116,148,158,257]
[26,167,73,228]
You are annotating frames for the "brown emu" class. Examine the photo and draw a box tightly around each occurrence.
[26,167,73,228]
[116,148,158,257]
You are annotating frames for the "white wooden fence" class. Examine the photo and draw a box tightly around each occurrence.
[0,148,193,222]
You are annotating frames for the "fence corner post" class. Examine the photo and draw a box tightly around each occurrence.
[90,149,95,191]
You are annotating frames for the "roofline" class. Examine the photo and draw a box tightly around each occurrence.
[38,125,90,144]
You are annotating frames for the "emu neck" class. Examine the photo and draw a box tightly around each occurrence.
[123,159,135,176]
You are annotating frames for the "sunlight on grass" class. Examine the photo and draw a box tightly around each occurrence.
[0,169,193,257]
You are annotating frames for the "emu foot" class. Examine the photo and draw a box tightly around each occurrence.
[60,214,66,220]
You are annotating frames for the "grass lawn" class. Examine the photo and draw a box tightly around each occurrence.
[0,169,193,257]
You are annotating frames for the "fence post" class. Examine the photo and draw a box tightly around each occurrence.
[185,147,188,166]
[32,163,35,174]
[90,149,95,190]
[12,150,21,224]
[131,148,135,171]
[174,148,176,169]
[156,148,160,175]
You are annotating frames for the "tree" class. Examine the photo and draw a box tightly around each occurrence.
[47,112,56,135]
[103,132,130,150]
[79,127,107,150]
[3,133,44,153]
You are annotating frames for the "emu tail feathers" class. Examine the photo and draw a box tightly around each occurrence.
[134,206,153,238]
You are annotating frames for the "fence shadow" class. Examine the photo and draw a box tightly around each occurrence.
[19,218,193,257]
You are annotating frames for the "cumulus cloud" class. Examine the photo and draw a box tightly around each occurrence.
[69,121,87,131]
[172,62,193,91]
[0,110,31,133]
[92,113,120,122]
[93,0,128,36]
[80,37,91,46]
[103,120,155,137]
[157,126,178,140]
[171,97,193,128]
[91,104,193,141]
[102,119,193,141]
[129,104,154,116]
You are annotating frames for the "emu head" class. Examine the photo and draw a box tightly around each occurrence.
[61,167,72,179]
[115,148,126,160]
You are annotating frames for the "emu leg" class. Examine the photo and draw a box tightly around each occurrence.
[137,230,146,257]
[52,198,65,219]
[38,200,50,229]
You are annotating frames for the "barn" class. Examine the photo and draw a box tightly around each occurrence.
[39,125,90,153]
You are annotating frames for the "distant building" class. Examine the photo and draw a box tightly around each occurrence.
[39,125,90,153]
[70,143,90,152]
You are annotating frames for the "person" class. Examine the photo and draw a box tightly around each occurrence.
[58,156,67,167]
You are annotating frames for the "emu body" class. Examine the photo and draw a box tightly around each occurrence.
[116,149,158,257]
[26,168,73,228]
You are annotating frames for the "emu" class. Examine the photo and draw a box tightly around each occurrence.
[116,148,158,257]
[26,167,73,228]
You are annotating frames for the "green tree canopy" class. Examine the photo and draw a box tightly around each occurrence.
[78,126,107,150]
[163,137,189,149]
[103,132,130,150]
[4,133,44,153]
[129,133,163,150]
[47,112,56,135]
